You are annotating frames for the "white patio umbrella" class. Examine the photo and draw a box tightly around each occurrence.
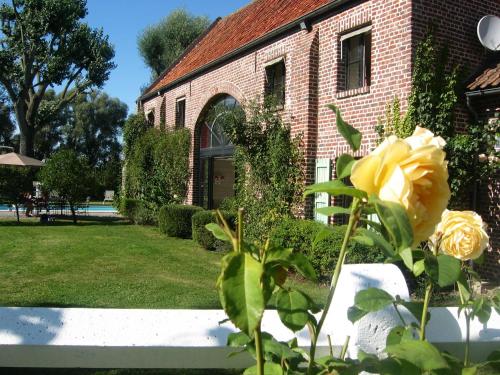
[0,152,44,167]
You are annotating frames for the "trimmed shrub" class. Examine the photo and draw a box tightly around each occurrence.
[120,198,142,221]
[159,204,203,238]
[192,210,236,251]
[271,218,384,279]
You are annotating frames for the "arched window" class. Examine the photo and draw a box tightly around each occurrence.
[200,95,238,155]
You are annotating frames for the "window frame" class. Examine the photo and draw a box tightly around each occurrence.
[175,97,186,129]
[264,59,286,107]
[340,25,372,92]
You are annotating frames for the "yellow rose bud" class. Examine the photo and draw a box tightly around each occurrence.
[431,210,489,261]
[351,127,451,244]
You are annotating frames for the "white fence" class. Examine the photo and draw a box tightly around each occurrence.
[0,265,498,369]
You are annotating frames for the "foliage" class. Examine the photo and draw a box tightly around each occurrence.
[0,91,15,148]
[220,98,304,242]
[271,218,384,279]
[376,31,498,203]
[119,198,155,225]
[0,0,116,157]
[125,127,191,212]
[375,97,412,142]
[0,166,33,222]
[138,8,210,79]
[123,112,150,158]
[158,204,203,239]
[192,210,236,251]
[214,104,499,375]
[38,149,94,223]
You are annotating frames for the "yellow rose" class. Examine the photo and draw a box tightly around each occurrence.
[431,210,489,261]
[350,127,451,244]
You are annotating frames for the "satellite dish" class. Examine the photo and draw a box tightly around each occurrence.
[477,15,500,51]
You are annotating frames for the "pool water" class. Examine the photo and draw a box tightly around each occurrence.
[0,204,117,213]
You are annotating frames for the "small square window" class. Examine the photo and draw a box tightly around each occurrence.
[265,60,286,106]
[175,98,186,128]
[340,27,372,91]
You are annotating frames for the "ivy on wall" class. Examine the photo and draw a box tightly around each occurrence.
[219,98,305,241]
[123,113,191,212]
[376,30,498,204]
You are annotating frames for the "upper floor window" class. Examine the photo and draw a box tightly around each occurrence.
[147,109,155,125]
[176,98,186,128]
[341,26,372,91]
[265,60,286,106]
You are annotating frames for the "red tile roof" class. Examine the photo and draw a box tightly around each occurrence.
[146,0,332,95]
[467,57,500,91]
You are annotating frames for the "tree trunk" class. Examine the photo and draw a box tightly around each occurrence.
[19,127,35,157]
[70,203,77,224]
[15,204,20,224]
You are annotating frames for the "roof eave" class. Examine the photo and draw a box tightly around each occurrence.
[139,0,355,103]
[465,87,500,97]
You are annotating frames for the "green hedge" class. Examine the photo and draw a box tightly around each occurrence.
[159,204,203,238]
[192,210,236,251]
[120,198,157,225]
[271,218,384,279]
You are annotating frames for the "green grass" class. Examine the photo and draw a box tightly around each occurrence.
[0,217,327,309]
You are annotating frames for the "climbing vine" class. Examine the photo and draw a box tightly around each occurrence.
[376,30,498,204]
[218,97,305,241]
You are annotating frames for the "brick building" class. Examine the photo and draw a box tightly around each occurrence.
[138,0,499,277]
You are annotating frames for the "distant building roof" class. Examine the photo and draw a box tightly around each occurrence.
[467,54,500,92]
[143,0,332,98]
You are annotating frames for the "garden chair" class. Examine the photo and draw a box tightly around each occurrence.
[103,190,114,203]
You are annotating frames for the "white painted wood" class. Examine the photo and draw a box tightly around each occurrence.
[314,158,331,224]
[0,264,497,369]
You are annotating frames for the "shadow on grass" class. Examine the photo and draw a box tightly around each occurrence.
[0,216,131,227]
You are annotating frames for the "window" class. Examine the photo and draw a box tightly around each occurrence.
[147,110,155,125]
[341,26,372,91]
[265,60,286,106]
[175,98,186,128]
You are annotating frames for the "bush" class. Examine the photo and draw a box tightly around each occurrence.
[192,210,236,251]
[271,218,384,279]
[159,204,203,238]
[120,198,157,225]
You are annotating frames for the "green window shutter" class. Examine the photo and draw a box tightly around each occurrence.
[314,159,331,224]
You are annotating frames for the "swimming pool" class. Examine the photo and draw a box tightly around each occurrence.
[0,204,118,213]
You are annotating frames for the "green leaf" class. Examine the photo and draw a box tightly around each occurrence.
[436,255,462,287]
[371,196,414,254]
[287,252,317,281]
[328,104,362,151]
[399,247,414,271]
[219,253,265,335]
[261,332,300,361]
[457,272,471,302]
[276,289,310,332]
[354,288,395,312]
[413,259,425,277]
[400,301,429,324]
[304,180,367,199]
[227,332,251,347]
[462,367,478,375]
[424,253,439,282]
[386,326,416,346]
[336,154,356,179]
[472,297,492,324]
[315,206,351,216]
[353,227,395,257]
[244,363,283,375]
[205,223,230,242]
[347,305,368,323]
[386,340,449,370]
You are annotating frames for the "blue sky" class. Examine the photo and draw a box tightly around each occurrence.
[85,0,249,115]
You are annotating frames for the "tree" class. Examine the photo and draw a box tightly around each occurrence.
[62,91,127,169]
[0,0,115,157]
[138,8,210,79]
[0,166,33,223]
[39,149,94,223]
[0,90,15,149]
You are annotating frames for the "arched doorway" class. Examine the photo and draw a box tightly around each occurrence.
[197,95,239,209]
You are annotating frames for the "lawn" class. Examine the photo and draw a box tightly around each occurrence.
[0,217,328,374]
[0,217,327,309]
